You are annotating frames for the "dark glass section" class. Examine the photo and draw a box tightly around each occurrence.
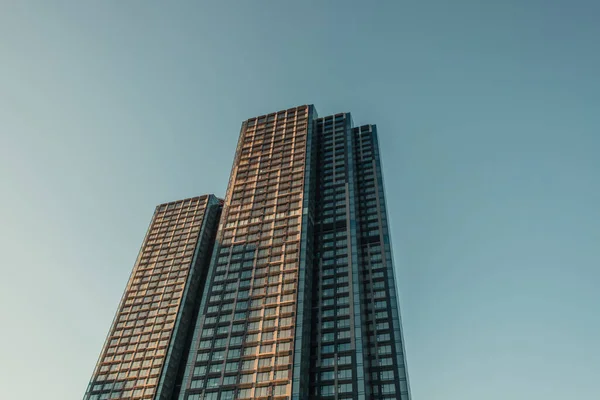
[157,196,223,400]
[308,118,411,400]
[308,114,366,400]
[352,125,411,400]
[291,105,317,400]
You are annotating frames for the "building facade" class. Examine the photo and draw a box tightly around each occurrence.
[84,195,222,400]
[85,105,410,400]
[307,116,411,399]
[177,106,315,400]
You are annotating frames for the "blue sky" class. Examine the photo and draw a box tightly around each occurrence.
[1,1,599,399]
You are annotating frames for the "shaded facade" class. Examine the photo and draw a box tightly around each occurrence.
[84,195,222,400]
[308,115,410,399]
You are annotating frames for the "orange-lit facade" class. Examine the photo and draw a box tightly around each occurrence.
[84,195,222,400]
[178,106,315,400]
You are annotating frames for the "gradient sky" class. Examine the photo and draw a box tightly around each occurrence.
[1,1,599,399]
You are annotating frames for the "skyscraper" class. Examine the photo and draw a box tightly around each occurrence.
[84,195,222,400]
[84,105,410,400]
[177,106,410,400]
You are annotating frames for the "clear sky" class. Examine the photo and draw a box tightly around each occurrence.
[1,1,599,399]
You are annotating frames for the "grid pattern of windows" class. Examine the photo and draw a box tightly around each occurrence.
[84,195,222,400]
[309,114,359,399]
[84,106,412,400]
[179,106,312,400]
[308,120,411,400]
[353,126,410,400]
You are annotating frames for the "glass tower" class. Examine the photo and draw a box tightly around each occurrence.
[307,117,410,399]
[84,105,411,400]
[84,195,222,400]
[178,106,314,400]
[177,106,410,400]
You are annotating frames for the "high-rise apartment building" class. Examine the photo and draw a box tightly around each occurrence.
[84,105,410,400]
[84,195,222,400]
[177,105,410,400]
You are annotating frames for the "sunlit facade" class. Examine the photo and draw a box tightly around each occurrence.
[84,195,222,400]
[178,106,314,400]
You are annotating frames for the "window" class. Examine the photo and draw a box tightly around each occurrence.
[321,385,334,396]
[377,333,390,342]
[244,346,257,356]
[246,333,259,342]
[227,348,240,358]
[381,383,396,394]
[321,356,334,367]
[193,365,206,376]
[321,345,334,355]
[225,361,238,372]
[218,325,230,334]
[276,355,290,365]
[277,342,292,352]
[209,363,222,373]
[338,383,352,393]
[274,369,289,380]
[273,384,288,396]
[321,370,334,381]
[190,379,203,389]
[380,370,394,380]
[337,369,352,380]
[260,344,274,353]
[202,328,215,338]
[337,342,351,352]
[213,350,225,360]
[206,377,219,388]
[337,355,351,365]
[337,330,350,340]
[257,372,271,382]
[322,333,334,342]
[379,357,393,366]
[258,357,272,368]
[322,321,334,329]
